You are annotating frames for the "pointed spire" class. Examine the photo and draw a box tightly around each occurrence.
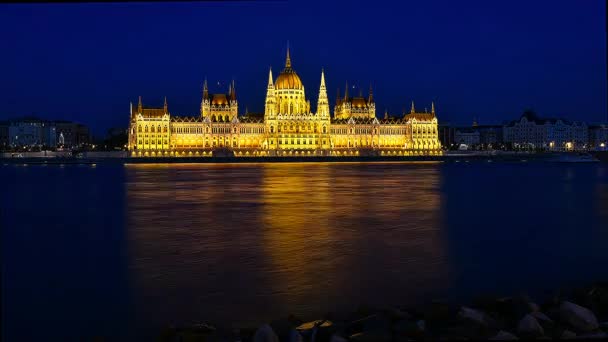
[285,43,292,68]
[410,101,415,114]
[359,87,363,97]
[230,80,236,101]
[267,67,274,87]
[203,78,209,100]
[344,81,349,100]
[431,101,435,115]
[320,68,326,88]
[138,96,142,112]
[368,84,374,103]
[384,110,388,119]
[164,96,168,112]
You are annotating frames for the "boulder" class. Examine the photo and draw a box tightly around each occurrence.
[253,324,279,342]
[287,329,303,342]
[488,330,518,340]
[329,334,348,342]
[516,314,544,337]
[575,331,608,339]
[349,331,390,342]
[296,320,333,331]
[458,306,497,328]
[561,329,577,339]
[559,301,599,332]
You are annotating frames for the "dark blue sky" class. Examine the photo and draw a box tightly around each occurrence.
[1,0,606,136]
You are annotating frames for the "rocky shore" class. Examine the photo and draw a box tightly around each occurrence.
[159,282,608,341]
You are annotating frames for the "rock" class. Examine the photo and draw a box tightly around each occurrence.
[288,329,303,342]
[393,319,424,340]
[561,329,577,339]
[575,331,608,339]
[296,320,333,331]
[349,331,391,342]
[531,311,553,324]
[488,330,518,340]
[416,319,426,332]
[516,314,544,337]
[329,334,348,342]
[253,324,279,342]
[560,301,599,332]
[529,302,540,312]
[458,306,496,327]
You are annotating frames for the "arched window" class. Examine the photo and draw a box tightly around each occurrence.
[270,126,274,133]
[145,126,148,133]
[323,126,327,134]
[138,126,142,133]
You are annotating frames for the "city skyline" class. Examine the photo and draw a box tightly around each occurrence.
[0,0,606,136]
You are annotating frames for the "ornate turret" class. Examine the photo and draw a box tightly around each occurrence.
[410,101,415,114]
[265,67,277,117]
[368,84,374,103]
[163,96,168,113]
[317,69,329,117]
[138,96,142,113]
[431,101,435,115]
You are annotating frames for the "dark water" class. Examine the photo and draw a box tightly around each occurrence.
[2,161,608,341]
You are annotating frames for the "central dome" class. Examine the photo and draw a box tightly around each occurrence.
[274,48,303,90]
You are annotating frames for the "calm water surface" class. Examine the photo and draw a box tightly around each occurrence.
[2,161,608,340]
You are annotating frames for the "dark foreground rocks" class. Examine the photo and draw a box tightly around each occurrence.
[159,282,608,341]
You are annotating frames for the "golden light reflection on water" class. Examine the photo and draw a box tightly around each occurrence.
[125,162,450,327]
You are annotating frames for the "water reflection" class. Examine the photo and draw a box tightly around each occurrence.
[125,162,449,334]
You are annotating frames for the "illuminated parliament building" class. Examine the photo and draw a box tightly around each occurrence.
[128,49,441,157]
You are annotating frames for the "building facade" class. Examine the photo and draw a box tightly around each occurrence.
[0,121,8,150]
[503,111,588,151]
[454,127,480,148]
[589,124,608,150]
[128,49,441,157]
[55,121,90,148]
[8,118,57,148]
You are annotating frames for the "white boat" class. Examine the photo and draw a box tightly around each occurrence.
[547,153,600,163]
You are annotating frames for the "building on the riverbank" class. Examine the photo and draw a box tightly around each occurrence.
[589,124,608,150]
[8,117,57,148]
[127,49,442,157]
[454,127,480,148]
[0,121,8,150]
[503,110,588,151]
[55,120,90,148]
[438,123,455,149]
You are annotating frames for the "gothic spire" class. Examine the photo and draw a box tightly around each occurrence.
[285,44,292,68]
[267,67,274,87]
[368,84,374,103]
[164,96,168,112]
[203,78,209,100]
[344,81,349,100]
[431,101,435,115]
[320,68,326,88]
[410,100,415,114]
[138,96,142,112]
[230,80,236,101]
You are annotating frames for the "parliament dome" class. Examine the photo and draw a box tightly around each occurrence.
[274,48,304,90]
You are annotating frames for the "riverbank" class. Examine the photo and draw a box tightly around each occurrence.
[2,151,605,165]
[159,281,608,341]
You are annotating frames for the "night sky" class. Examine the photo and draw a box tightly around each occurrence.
[1,0,606,137]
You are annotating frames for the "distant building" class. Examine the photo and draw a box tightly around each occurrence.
[503,111,588,151]
[438,123,455,148]
[8,117,56,148]
[0,121,8,149]
[454,127,480,147]
[55,120,90,148]
[589,124,608,150]
[476,125,503,146]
